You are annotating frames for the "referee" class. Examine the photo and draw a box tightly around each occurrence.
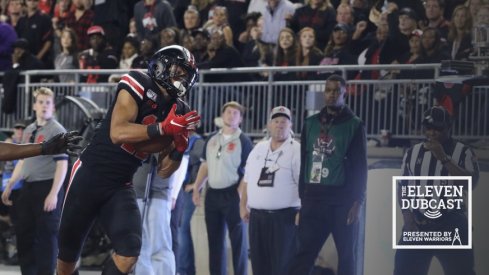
[394,106,480,275]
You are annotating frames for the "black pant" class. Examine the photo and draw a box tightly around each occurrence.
[15,180,63,275]
[249,208,298,275]
[288,200,359,275]
[204,185,248,275]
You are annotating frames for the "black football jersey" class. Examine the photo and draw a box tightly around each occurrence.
[80,70,190,183]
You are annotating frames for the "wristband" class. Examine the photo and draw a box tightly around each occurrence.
[147,124,160,138]
[169,149,184,161]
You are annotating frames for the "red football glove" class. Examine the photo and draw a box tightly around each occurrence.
[174,131,189,153]
[159,104,200,136]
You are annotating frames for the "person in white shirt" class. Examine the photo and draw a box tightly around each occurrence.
[240,106,301,275]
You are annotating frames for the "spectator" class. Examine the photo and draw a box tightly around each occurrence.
[336,2,354,25]
[258,0,297,45]
[190,0,214,24]
[128,17,138,38]
[404,28,423,63]
[473,5,489,45]
[422,0,450,39]
[289,0,336,49]
[265,27,299,81]
[418,27,450,65]
[0,20,17,71]
[180,32,195,53]
[319,23,357,79]
[16,0,53,68]
[5,0,25,31]
[51,0,75,57]
[240,106,301,275]
[219,0,250,47]
[61,0,94,52]
[2,87,69,275]
[466,0,485,19]
[92,0,132,55]
[198,29,245,82]
[190,28,211,63]
[384,6,418,63]
[241,15,272,70]
[356,22,391,80]
[181,6,201,37]
[109,36,139,83]
[394,106,479,275]
[160,27,180,48]
[1,38,44,114]
[54,27,79,83]
[10,38,44,71]
[288,74,367,275]
[237,12,262,49]
[78,25,118,83]
[131,35,158,69]
[176,131,205,275]
[296,27,323,80]
[447,5,473,60]
[192,101,252,275]
[133,0,176,41]
[204,6,233,47]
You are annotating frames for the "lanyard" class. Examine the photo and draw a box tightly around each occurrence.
[264,149,283,167]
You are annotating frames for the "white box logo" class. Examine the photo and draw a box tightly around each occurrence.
[392,176,472,249]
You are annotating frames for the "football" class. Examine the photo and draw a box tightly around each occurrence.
[132,135,174,153]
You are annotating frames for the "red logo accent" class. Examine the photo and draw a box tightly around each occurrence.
[37,135,45,143]
[227,142,236,152]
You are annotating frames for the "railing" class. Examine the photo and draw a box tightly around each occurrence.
[1,64,487,141]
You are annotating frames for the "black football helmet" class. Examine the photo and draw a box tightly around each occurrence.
[148,45,198,98]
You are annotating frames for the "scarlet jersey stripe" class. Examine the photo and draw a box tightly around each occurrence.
[121,74,144,100]
[62,159,82,211]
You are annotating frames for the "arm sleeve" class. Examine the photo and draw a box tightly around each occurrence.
[347,122,368,203]
[462,147,480,188]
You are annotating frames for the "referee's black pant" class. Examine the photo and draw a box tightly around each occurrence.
[15,180,63,275]
[249,207,298,275]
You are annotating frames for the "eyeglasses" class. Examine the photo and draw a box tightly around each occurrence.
[208,48,217,52]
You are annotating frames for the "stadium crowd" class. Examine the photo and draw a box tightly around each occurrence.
[0,0,487,82]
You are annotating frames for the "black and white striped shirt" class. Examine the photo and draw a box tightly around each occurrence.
[401,138,479,182]
[399,138,479,217]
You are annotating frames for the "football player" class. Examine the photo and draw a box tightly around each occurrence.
[57,45,201,275]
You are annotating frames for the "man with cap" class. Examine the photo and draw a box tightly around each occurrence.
[384,5,419,62]
[288,74,367,275]
[239,106,301,275]
[394,105,479,275]
[78,25,118,83]
[1,38,45,114]
[11,38,44,71]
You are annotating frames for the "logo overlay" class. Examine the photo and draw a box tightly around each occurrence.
[392,176,472,249]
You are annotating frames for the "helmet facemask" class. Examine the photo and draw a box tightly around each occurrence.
[148,46,198,98]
